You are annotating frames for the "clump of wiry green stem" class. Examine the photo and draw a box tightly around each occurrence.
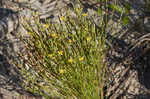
[16,1,114,99]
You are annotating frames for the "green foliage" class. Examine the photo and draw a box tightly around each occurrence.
[109,1,130,26]
[125,2,131,14]
[110,4,123,13]
[98,7,102,15]
[15,1,130,99]
[122,16,129,26]
[144,0,150,12]
[17,4,108,99]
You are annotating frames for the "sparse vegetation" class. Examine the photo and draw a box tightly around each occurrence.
[15,0,130,99]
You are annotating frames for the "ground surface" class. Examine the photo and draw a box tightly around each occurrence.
[0,0,150,99]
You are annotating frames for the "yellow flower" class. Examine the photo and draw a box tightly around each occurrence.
[35,11,39,15]
[79,57,84,61]
[68,39,72,43]
[48,54,53,58]
[45,24,49,28]
[75,8,80,13]
[60,16,65,21]
[28,32,32,35]
[51,33,58,38]
[87,37,91,42]
[82,13,88,17]
[24,17,29,21]
[68,58,73,63]
[58,50,63,56]
[59,69,65,74]
[85,27,88,32]
[63,32,67,34]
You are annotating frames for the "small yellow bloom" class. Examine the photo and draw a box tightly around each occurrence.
[85,27,88,32]
[68,58,73,63]
[63,32,66,34]
[35,11,39,15]
[87,37,91,42]
[45,24,49,28]
[51,33,58,38]
[48,54,53,58]
[58,50,63,56]
[82,13,88,17]
[60,16,65,21]
[59,69,65,74]
[68,39,72,43]
[79,57,84,61]
[28,32,32,35]
[75,8,80,13]
[24,17,29,21]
